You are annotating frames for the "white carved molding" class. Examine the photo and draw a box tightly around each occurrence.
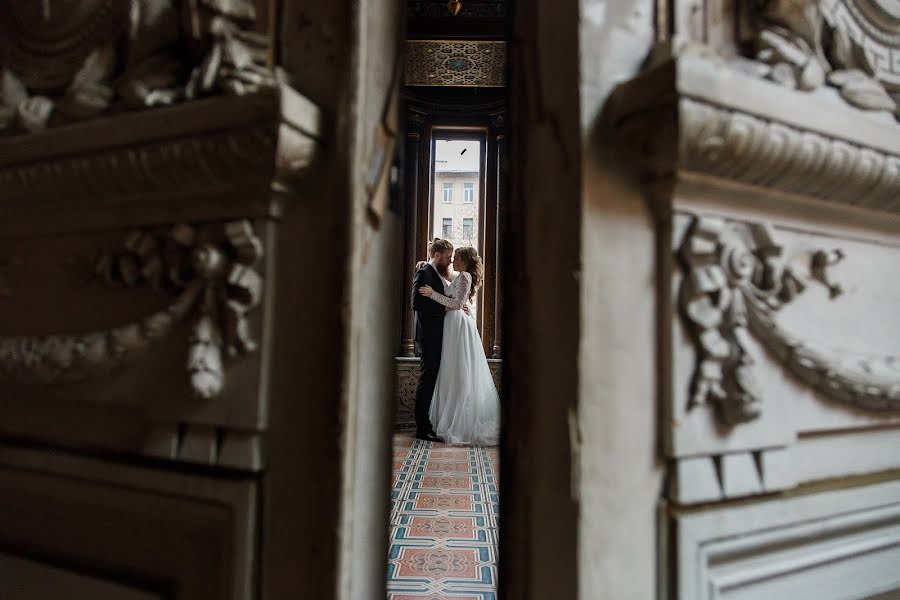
[673,479,900,599]
[0,220,264,400]
[679,215,900,426]
[608,48,900,216]
[669,447,795,504]
[681,99,900,213]
[743,0,900,118]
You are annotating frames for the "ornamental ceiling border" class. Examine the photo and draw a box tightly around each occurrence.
[404,40,507,87]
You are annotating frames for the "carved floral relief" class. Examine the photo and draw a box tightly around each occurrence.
[0,220,264,399]
[679,216,900,425]
[742,0,900,119]
[0,0,274,134]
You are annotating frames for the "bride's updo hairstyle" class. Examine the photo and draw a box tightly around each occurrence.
[455,246,483,302]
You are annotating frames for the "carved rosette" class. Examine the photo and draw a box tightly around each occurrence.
[679,216,900,425]
[0,219,264,399]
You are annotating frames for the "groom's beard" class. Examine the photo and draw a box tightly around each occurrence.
[437,264,450,278]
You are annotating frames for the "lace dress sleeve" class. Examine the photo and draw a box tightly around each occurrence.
[429,272,471,311]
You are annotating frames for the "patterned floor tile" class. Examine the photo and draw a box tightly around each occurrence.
[388,432,498,599]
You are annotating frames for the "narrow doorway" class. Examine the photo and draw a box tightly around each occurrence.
[387,7,508,596]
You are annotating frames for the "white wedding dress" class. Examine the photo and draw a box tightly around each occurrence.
[428,271,500,446]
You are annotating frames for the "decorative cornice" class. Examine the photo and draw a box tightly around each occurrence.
[0,220,265,399]
[404,40,506,87]
[680,98,900,212]
[0,85,321,234]
[678,216,900,426]
[608,50,900,213]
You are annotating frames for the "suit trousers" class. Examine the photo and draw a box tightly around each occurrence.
[414,314,444,433]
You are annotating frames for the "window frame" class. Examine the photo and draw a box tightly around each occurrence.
[463,182,475,203]
[442,182,453,203]
[463,217,473,241]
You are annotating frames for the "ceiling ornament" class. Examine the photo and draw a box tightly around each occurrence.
[404,40,506,87]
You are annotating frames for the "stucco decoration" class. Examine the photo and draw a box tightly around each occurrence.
[0,220,264,399]
[679,216,900,425]
[743,0,900,118]
[0,0,274,133]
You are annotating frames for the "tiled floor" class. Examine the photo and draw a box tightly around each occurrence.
[387,432,499,600]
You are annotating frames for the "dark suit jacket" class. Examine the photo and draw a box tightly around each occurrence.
[412,264,446,356]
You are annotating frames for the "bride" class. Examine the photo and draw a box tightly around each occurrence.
[418,246,500,446]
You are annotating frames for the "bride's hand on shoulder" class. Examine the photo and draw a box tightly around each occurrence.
[415,261,427,270]
[418,285,433,297]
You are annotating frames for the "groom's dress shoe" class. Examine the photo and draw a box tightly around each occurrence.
[416,431,444,443]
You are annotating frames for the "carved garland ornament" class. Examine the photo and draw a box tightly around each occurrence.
[0,220,263,399]
[745,0,900,118]
[0,0,274,133]
[679,216,900,425]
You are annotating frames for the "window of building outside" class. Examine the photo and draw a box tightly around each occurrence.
[443,182,453,203]
[443,218,453,238]
[463,218,473,241]
[464,182,474,203]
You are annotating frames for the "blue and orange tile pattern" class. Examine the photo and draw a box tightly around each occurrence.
[387,432,499,600]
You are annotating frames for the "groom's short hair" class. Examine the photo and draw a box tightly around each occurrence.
[429,238,453,256]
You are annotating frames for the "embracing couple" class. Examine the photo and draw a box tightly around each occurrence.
[411,238,500,446]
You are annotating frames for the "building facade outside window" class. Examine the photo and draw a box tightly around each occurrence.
[463,183,474,203]
[443,183,453,203]
[432,140,481,253]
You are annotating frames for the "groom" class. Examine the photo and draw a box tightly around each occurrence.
[411,238,453,442]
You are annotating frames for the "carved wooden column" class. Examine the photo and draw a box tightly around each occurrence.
[492,111,506,358]
[399,110,426,356]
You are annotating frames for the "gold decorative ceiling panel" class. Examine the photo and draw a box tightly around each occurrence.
[404,40,506,87]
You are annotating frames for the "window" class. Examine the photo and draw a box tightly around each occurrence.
[443,183,453,203]
[463,183,475,203]
[463,218,473,241]
[442,218,453,238]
